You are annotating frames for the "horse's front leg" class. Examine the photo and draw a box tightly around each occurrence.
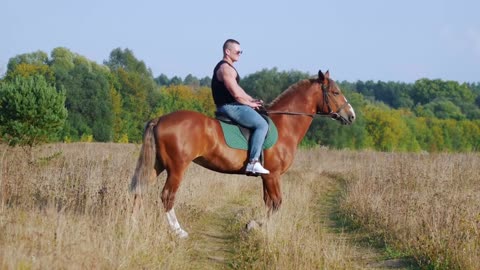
[261,174,283,216]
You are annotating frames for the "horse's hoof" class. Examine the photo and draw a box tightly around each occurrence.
[175,228,189,238]
[245,220,260,232]
[129,215,139,227]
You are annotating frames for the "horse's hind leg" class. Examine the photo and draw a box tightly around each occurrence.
[161,165,189,238]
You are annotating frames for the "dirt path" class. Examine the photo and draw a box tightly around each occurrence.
[179,174,416,270]
[189,207,239,269]
[315,173,416,270]
[179,203,243,270]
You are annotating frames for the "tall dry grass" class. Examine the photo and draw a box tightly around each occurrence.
[0,143,361,269]
[1,143,478,269]
[231,148,379,270]
[0,144,231,269]
[340,151,480,269]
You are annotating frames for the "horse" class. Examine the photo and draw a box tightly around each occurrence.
[130,70,356,238]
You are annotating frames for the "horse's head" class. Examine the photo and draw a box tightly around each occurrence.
[316,70,356,125]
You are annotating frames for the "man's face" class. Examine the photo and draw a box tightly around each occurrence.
[226,43,243,62]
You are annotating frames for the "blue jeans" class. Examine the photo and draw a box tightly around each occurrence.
[218,103,268,161]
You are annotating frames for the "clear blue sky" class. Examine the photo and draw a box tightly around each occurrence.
[2,0,479,83]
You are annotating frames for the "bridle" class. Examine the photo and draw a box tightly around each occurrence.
[267,80,351,122]
[317,82,351,121]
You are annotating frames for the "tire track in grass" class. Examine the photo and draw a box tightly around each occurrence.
[317,172,418,270]
[187,207,237,269]
[175,171,417,269]
[179,200,249,270]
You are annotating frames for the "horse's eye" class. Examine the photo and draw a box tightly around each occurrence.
[333,92,340,96]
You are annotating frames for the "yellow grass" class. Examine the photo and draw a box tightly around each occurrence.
[0,143,478,269]
[340,151,480,270]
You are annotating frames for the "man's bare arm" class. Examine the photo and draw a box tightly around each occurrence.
[217,64,261,108]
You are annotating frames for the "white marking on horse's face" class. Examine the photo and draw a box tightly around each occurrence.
[337,96,356,124]
[346,102,356,120]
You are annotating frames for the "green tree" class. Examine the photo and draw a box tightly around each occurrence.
[183,74,200,89]
[104,48,152,76]
[50,47,75,80]
[106,67,154,142]
[363,105,412,151]
[105,48,158,142]
[5,51,55,84]
[408,117,433,151]
[154,85,215,117]
[241,68,310,103]
[169,76,183,86]
[7,51,49,72]
[155,73,170,86]
[458,103,480,119]
[353,80,376,102]
[0,75,67,147]
[422,98,465,120]
[4,63,55,84]
[199,76,211,87]
[412,79,475,106]
[414,105,435,118]
[52,49,114,141]
[428,120,446,151]
[196,86,216,116]
[460,120,480,151]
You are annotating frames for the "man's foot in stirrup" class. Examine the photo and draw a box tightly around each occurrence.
[246,160,270,176]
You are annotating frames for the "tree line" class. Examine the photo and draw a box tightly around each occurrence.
[1,47,479,152]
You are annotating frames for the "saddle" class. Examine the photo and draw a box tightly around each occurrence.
[215,109,278,151]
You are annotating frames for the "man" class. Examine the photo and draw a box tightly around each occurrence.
[211,39,270,175]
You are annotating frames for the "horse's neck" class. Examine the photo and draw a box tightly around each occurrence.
[271,81,318,112]
[278,113,313,145]
[270,83,318,144]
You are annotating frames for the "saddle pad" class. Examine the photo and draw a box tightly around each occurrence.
[219,118,278,150]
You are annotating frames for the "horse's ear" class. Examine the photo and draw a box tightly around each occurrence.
[318,70,325,82]
[325,70,330,79]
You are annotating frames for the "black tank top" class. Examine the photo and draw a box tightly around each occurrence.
[211,60,240,107]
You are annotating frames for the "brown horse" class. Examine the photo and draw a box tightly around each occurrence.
[130,70,355,238]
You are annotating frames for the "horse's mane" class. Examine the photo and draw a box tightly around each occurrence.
[268,79,316,107]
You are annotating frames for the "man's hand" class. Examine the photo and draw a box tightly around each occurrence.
[253,99,264,105]
[248,99,264,109]
[248,100,261,109]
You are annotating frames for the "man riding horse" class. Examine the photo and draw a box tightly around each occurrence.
[211,39,270,175]
[130,39,356,238]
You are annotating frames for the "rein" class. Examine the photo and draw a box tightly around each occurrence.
[266,110,318,118]
[266,81,351,121]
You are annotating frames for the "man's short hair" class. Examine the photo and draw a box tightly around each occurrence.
[223,39,240,51]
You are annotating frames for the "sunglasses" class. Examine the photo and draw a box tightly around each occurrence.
[235,50,243,55]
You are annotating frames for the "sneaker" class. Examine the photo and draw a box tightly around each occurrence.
[246,161,270,175]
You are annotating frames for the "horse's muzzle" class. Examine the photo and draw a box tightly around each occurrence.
[332,112,355,125]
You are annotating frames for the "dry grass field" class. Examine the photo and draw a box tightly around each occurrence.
[0,143,478,269]
[340,151,480,270]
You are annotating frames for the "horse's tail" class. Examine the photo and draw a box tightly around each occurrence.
[130,118,160,195]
